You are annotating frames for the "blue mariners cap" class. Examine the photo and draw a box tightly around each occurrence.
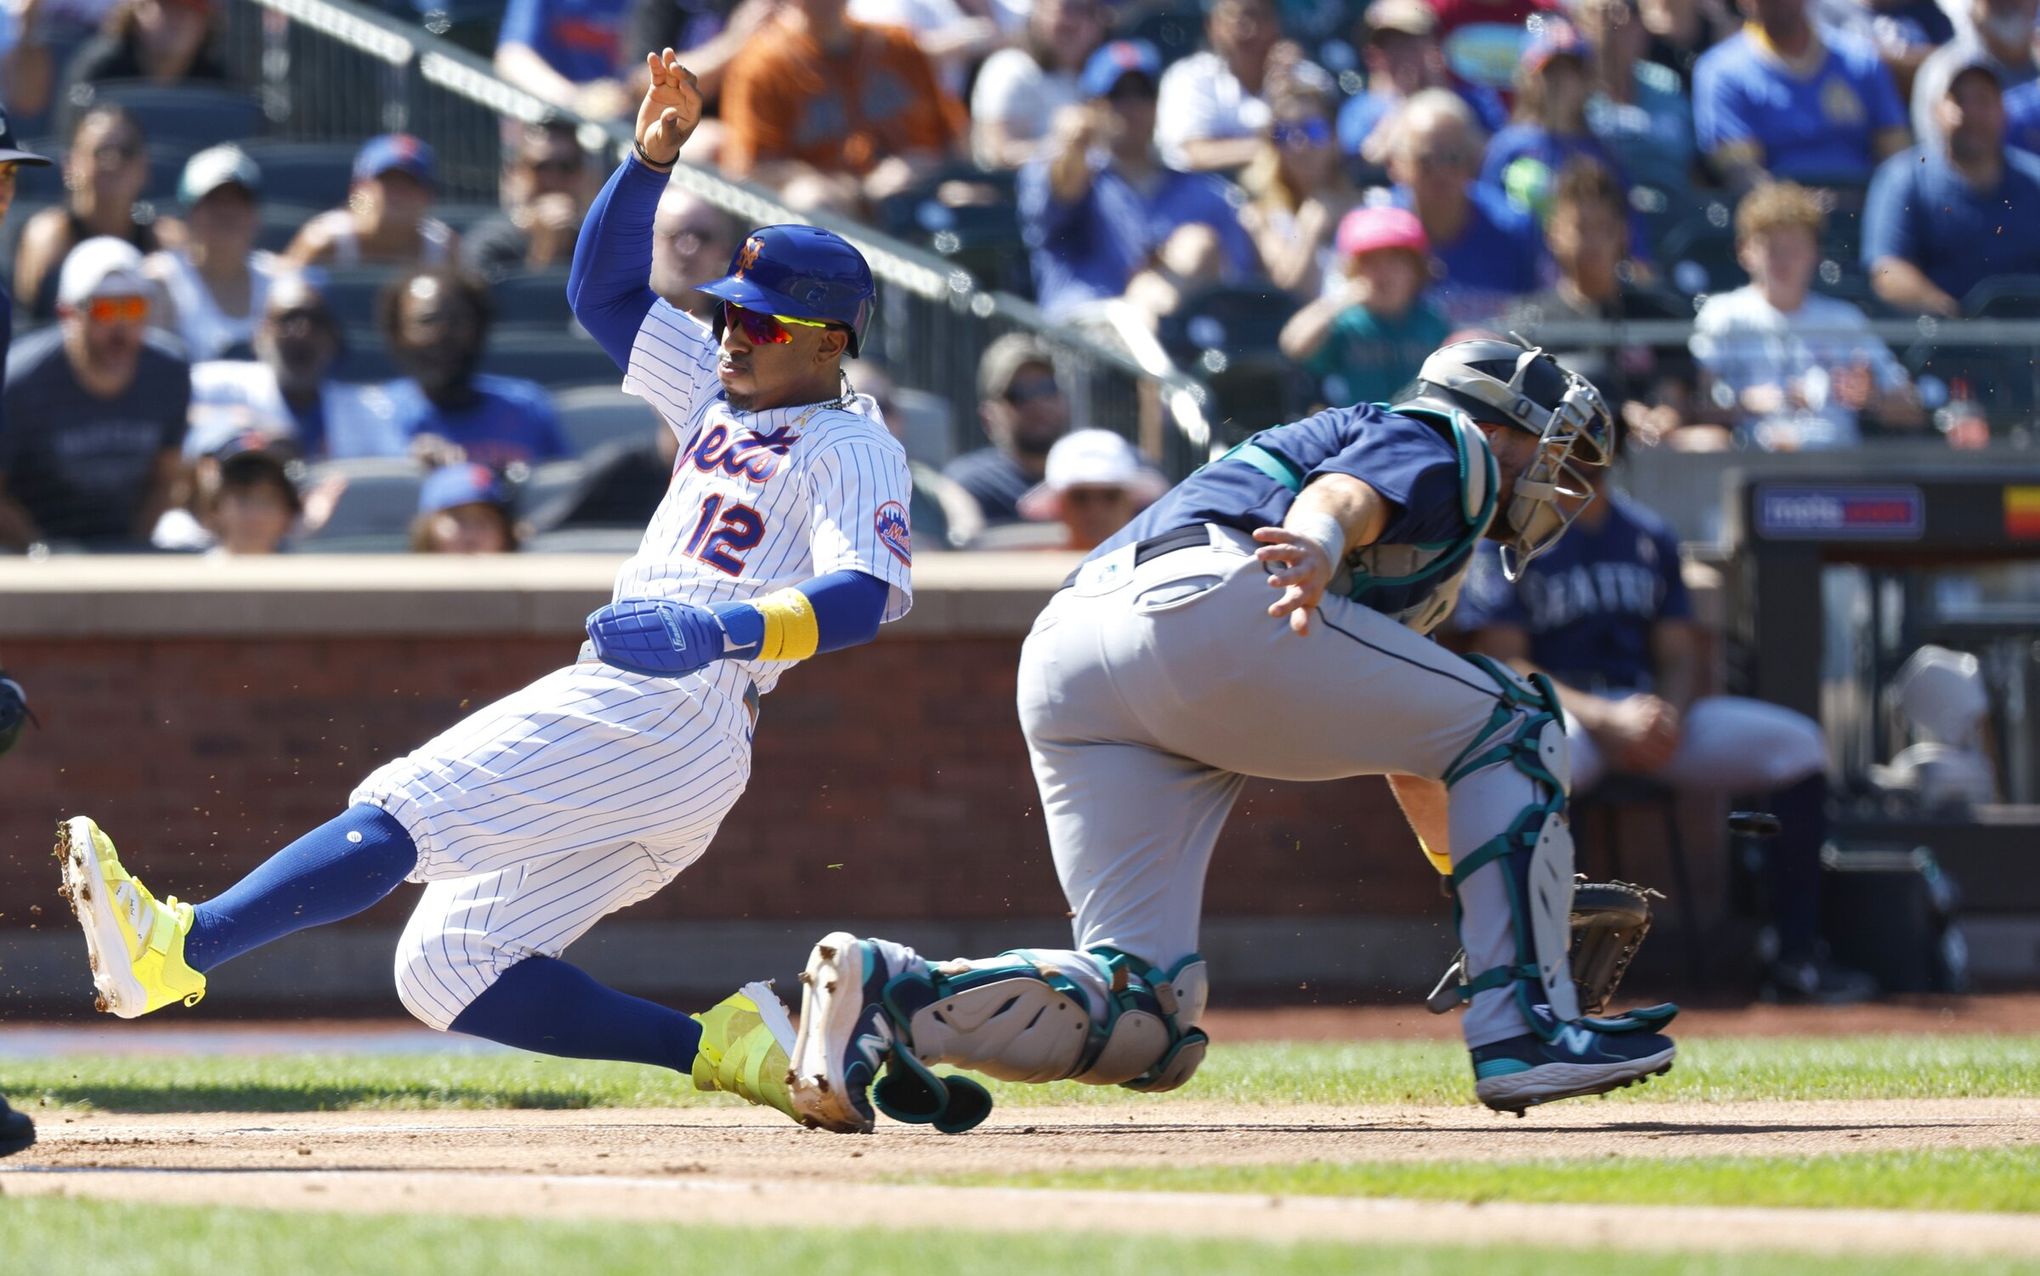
[353,133,436,187]
[1080,40,1163,99]
[419,463,511,516]
[697,224,876,356]
[0,107,51,168]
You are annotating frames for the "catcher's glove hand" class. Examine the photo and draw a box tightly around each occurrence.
[0,672,31,758]
[1425,876,1661,1017]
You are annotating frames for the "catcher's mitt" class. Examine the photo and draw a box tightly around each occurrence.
[1425,876,1662,1016]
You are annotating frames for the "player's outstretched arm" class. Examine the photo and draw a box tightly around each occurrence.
[566,50,706,370]
[586,571,891,678]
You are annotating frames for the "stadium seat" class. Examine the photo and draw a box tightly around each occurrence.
[234,141,359,211]
[479,332,619,387]
[1962,275,2040,318]
[873,165,1028,294]
[553,383,660,455]
[434,201,505,235]
[490,269,576,330]
[1658,202,1741,297]
[1157,284,1313,438]
[321,269,399,331]
[73,82,267,155]
[257,204,323,254]
[1123,3,1206,68]
[298,457,425,545]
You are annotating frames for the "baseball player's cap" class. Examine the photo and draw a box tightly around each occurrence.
[1365,0,1436,39]
[0,109,52,168]
[1335,206,1429,260]
[1017,429,1167,520]
[977,333,1059,402]
[56,237,149,307]
[698,224,876,356]
[1523,16,1588,70]
[180,144,262,207]
[1080,40,1163,99]
[353,133,436,187]
[419,463,512,516]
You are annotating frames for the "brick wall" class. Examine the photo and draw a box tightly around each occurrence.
[0,632,1454,938]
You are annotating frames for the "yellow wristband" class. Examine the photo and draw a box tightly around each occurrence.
[1418,837,1453,878]
[755,588,820,662]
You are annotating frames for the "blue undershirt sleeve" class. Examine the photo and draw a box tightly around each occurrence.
[709,570,891,659]
[567,156,667,371]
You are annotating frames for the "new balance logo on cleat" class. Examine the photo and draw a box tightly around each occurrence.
[1471,1020,1676,1116]
[852,1019,892,1077]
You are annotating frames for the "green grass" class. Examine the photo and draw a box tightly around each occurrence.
[5,1034,2036,1113]
[5,1198,2037,1276]
[963,1146,2040,1213]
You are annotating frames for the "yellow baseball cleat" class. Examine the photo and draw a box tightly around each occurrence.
[54,816,206,1018]
[691,980,799,1123]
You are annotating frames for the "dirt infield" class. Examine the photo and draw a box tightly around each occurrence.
[6,1098,2037,1257]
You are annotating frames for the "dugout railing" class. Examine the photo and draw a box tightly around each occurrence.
[209,0,1219,476]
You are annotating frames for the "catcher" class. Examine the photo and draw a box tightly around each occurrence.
[2,665,39,1155]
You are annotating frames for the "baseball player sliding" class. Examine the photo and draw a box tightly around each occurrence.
[55,51,913,1122]
[790,339,1678,1134]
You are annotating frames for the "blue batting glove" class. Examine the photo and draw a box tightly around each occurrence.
[585,599,731,678]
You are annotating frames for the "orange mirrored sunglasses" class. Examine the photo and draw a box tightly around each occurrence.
[85,295,149,324]
[719,301,830,345]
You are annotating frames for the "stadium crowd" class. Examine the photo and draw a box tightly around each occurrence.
[2,0,2038,554]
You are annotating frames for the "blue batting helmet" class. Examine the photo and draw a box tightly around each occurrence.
[697,224,876,356]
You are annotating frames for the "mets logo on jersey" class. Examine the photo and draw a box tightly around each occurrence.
[735,237,764,278]
[876,500,911,566]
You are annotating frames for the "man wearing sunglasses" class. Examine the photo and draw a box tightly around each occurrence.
[0,235,188,549]
[55,50,909,1130]
[462,118,596,282]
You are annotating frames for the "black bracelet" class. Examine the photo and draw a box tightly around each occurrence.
[633,139,677,172]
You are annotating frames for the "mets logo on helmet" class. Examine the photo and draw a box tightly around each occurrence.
[735,237,764,277]
[875,500,911,566]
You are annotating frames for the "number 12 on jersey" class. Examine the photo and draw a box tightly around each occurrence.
[684,495,766,574]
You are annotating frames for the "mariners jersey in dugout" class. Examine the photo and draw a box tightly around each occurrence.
[616,302,915,696]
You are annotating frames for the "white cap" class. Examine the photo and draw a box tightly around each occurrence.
[56,237,149,308]
[1018,429,1167,520]
[180,143,262,206]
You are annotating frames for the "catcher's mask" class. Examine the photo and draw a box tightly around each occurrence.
[1405,338,1614,580]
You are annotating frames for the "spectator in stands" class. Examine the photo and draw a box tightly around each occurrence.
[494,0,635,121]
[1239,80,1364,297]
[184,273,405,460]
[1454,459,1880,1004]
[1154,0,1293,172]
[2009,74,2040,152]
[285,135,458,272]
[849,0,1005,98]
[1824,0,1953,104]
[1866,60,2040,315]
[718,0,963,209]
[0,237,188,549]
[1338,0,1505,168]
[1504,160,1703,446]
[153,430,301,554]
[143,145,281,362]
[1577,0,1695,205]
[0,118,49,552]
[1638,0,1738,93]
[1691,181,1923,449]
[376,267,569,468]
[970,0,1104,170]
[648,182,739,320]
[60,0,227,108]
[12,103,156,320]
[412,462,519,553]
[625,0,785,107]
[1013,427,1164,551]
[1429,0,1562,100]
[1909,0,2038,147]
[1018,40,1261,319]
[1278,205,1449,405]
[1482,17,1630,225]
[461,119,594,282]
[1693,0,1911,189]
[944,333,1071,526]
[1384,88,1541,325]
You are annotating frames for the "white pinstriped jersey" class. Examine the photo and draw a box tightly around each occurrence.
[616,301,915,697]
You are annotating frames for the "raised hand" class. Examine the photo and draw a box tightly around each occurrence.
[637,48,704,166]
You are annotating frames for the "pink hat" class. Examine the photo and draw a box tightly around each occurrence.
[1336,206,1429,260]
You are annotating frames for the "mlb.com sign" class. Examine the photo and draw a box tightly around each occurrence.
[1755,485,1924,541]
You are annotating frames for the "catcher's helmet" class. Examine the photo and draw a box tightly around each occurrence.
[1403,337,1614,579]
[697,224,876,356]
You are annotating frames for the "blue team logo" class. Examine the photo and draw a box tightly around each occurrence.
[876,500,911,566]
